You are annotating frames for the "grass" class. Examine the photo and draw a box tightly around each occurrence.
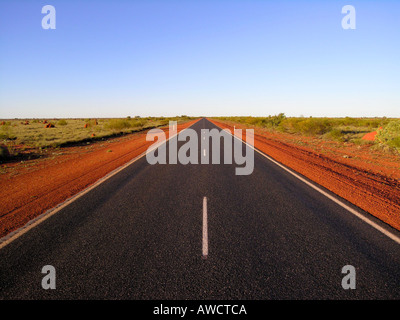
[0,116,194,152]
[213,114,399,153]
[376,120,400,152]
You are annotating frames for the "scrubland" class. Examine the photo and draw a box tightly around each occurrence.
[0,116,194,161]
[215,114,400,154]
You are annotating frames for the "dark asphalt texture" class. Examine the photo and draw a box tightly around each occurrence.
[0,118,399,300]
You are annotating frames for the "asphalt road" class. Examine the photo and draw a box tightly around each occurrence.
[0,118,399,300]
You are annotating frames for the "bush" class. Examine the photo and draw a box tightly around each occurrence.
[280,118,332,135]
[0,124,15,140]
[130,119,145,128]
[57,119,68,126]
[300,118,331,135]
[325,129,344,141]
[219,114,286,129]
[105,119,132,130]
[376,120,400,152]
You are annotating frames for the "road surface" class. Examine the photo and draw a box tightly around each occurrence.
[1,118,399,299]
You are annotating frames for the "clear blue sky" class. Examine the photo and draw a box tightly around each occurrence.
[0,0,399,118]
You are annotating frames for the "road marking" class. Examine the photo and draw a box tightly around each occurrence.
[203,149,206,157]
[222,123,400,246]
[202,196,208,259]
[0,120,202,250]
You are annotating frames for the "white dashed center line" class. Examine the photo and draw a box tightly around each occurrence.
[202,197,208,259]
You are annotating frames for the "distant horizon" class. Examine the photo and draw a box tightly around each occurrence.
[1,114,398,120]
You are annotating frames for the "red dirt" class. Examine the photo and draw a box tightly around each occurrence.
[362,127,382,141]
[362,131,377,141]
[0,120,198,238]
[209,119,400,232]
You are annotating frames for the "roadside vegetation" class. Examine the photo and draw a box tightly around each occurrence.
[214,114,400,154]
[376,120,400,153]
[0,116,194,161]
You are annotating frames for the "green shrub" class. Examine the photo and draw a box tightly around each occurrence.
[0,125,15,140]
[219,114,286,129]
[301,118,331,135]
[280,118,331,135]
[57,119,68,126]
[376,120,400,152]
[105,119,132,130]
[130,119,145,128]
[326,129,344,141]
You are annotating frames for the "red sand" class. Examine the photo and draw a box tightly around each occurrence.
[362,127,382,141]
